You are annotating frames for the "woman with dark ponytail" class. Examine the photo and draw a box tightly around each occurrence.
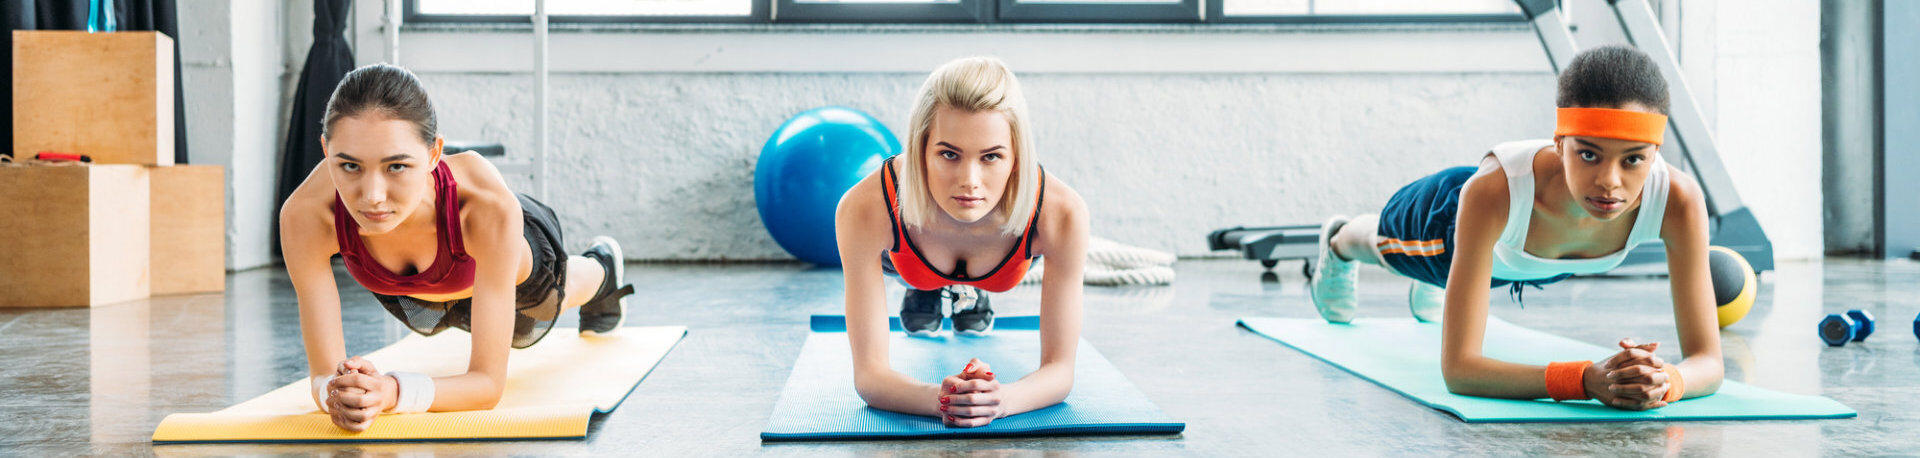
[278,64,634,431]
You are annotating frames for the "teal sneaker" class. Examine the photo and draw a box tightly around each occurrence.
[1308,215,1359,323]
[1409,281,1444,323]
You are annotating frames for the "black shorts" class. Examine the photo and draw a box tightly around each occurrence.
[371,193,568,349]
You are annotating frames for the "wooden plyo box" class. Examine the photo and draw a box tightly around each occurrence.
[11,30,175,166]
[150,165,225,295]
[0,165,151,307]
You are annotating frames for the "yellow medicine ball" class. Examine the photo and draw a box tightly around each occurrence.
[1707,246,1757,328]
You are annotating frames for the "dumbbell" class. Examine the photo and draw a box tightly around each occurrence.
[1848,310,1875,341]
[1818,310,1876,346]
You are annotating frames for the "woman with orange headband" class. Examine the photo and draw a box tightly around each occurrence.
[1307,45,1722,410]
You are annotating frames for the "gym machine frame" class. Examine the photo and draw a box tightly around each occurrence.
[1207,0,1775,275]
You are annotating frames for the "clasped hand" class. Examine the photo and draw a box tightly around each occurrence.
[939,358,1005,427]
[324,356,399,431]
[1585,339,1673,411]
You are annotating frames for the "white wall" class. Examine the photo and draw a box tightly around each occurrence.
[181,0,287,271]
[233,2,1822,263]
[413,70,1555,260]
[382,23,1561,260]
[1703,0,1824,259]
[1599,0,1826,261]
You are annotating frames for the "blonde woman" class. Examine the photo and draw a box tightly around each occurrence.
[834,57,1091,427]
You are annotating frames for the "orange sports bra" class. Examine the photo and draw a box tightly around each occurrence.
[880,157,1045,293]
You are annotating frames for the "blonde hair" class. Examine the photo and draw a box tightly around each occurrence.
[896,56,1040,236]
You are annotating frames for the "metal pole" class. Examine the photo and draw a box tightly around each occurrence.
[1515,0,1577,72]
[534,0,550,200]
[1608,0,1744,213]
[385,0,401,64]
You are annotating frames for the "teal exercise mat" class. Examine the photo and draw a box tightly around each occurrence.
[1237,316,1856,423]
[761,315,1184,441]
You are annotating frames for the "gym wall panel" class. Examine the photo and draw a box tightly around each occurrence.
[1821,0,1881,255]
[311,14,1825,263]
[418,71,1556,260]
[1707,0,1825,260]
[1883,1,1920,259]
[178,0,286,271]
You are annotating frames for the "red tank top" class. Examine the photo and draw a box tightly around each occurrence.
[333,161,478,296]
[881,157,1044,293]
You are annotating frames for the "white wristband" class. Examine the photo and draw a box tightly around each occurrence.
[387,371,435,413]
[310,375,336,413]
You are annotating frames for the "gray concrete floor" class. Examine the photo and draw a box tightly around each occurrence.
[3,258,1918,455]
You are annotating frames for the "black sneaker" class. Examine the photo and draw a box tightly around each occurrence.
[949,286,993,336]
[900,287,945,337]
[579,236,635,337]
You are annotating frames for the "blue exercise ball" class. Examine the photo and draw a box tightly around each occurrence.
[755,106,900,266]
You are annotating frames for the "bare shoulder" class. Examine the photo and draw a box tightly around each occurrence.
[1035,173,1089,253]
[1527,145,1561,180]
[1665,163,1706,209]
[835,166,892,245]
[445,152,521,221]
[1662,163,1709,230]
[278,162,340,256]
[1456,158,1512,233]
[1460,159,1511,214]
[444,152,516,201]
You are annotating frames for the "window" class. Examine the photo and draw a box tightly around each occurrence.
[405,0,1524,24]
[407,0,768,23]
[1213,0,1523,23]
[773,0,990,23]
[997,0,1201,23]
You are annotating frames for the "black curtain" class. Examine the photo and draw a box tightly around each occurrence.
[0,3,32,158]
[273,0,355,253]
[2,0,187,164]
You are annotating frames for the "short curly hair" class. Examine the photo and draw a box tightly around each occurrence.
[1556,45,1670,115]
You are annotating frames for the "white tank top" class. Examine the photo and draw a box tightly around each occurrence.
[1472,140,1669,282]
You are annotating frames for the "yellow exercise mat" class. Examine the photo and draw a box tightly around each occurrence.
[153,326,687,443]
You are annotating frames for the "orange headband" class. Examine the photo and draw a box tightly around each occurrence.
[1555,107,1668,146]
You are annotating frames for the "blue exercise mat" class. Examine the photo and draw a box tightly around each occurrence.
[807,314,1043,333]
[1237,316,1856,423]
[761,315,1184,441]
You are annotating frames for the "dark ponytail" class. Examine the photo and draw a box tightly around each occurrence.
[321,64,437,145]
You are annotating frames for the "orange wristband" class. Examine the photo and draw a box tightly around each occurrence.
[1546,361,1592,401]
[1661,366,1685,403]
